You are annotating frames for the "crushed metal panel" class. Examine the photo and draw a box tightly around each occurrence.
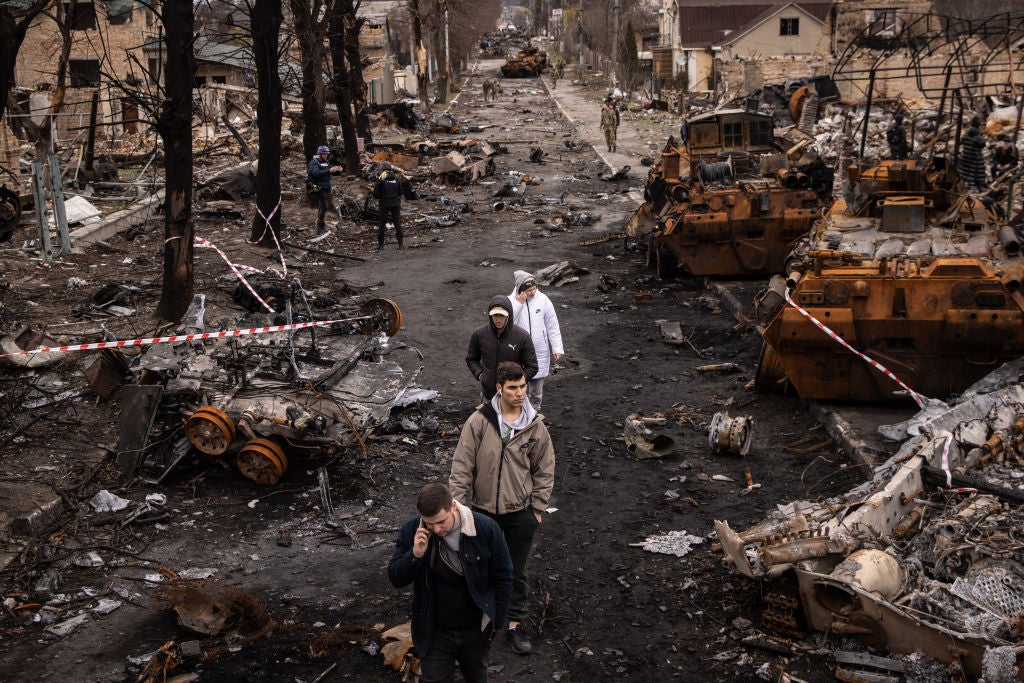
[718,366,1024,679]
[116,384,164,475]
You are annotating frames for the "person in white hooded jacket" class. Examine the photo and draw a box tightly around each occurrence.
[508,270,564,412]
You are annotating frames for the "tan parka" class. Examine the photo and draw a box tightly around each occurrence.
[449,403,555,517]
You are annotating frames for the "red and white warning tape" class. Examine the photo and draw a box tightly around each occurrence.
[783,288,927,408]
[0,316,369,359]
[937,432,977,496]
[193,236,277,313]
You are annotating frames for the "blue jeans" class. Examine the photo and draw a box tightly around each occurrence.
[420,626,491,683]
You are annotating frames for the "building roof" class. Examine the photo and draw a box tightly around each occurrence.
[194,36,254,70]
[679,1,832,49]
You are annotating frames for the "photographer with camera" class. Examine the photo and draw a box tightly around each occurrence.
[307,145,342,234]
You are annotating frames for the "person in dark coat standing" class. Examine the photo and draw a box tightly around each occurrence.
[886,114,909,160]
[466,296,538,401]
[307,145,341,233]
[388,483,512,682]
[958,118,988,190]
[372,161,414,250]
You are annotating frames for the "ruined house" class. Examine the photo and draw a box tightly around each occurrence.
[678,0,832,98]
[824,1,1024,104]
[16,0,156,141]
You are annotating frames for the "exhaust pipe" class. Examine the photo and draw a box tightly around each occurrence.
[1001,262,1024,293]
[492,201,505,212]
[998,225,1021,256]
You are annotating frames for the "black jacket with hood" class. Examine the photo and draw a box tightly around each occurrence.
[466,296,538,398]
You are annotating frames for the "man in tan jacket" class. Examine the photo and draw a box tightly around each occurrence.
[449,362,555,656]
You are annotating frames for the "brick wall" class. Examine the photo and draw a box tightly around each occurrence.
[17,1,159,142]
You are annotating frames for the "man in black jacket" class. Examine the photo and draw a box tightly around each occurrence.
[372,161,414,250]
[388,483,512,682]
[466,296,538,401]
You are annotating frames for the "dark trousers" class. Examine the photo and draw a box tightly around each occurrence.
[478,507,538,622]
[378,204,402,246]
[314,189,331,231]
[420,626,490,683]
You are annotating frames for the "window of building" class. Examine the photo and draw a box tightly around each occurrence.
[69,1,97,30]
[69,59,101,87]
[723,120,743,148]
[780,18,799,36]
[194,75,207,87]
[749,117,773,147]
[213,75,227,84]
[148,58,161,84]
[690,122,720,149]
[868,9,898,37]
[109,7,132,25]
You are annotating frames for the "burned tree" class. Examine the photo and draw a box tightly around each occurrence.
[0,0,51,126]
[247,0,284,247]
[327,2,360,173]
[287,0,329,162]
[337,0,370,144]
[155,0,197,323]
[407,0,430,113]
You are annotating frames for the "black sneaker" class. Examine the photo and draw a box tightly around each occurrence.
[506,626,533,654]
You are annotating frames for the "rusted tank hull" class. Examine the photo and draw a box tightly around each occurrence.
[628,111,831,278]
[757,156,1024,402]
[500,47,547,78]
[653,187,819,276]
[759,258,1024,401]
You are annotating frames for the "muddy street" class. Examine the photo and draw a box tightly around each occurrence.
[0,59,874,683]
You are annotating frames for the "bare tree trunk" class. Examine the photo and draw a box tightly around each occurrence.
[0,1,50,126]
[33,0,73,159]
[337,0,371,143]
[155,0,196,323]
[249,0,284,248]
[432,0,448,104]
[327,4,360,173]
[407,0,431,114]
[288,0,327,162]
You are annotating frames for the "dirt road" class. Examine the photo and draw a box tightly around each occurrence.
[0,60,869,682]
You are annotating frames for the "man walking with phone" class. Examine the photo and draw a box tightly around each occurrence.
[388,483,512,682]
[449,362,555,655]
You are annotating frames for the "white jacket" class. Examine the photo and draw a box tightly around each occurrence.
[508,270,564,379]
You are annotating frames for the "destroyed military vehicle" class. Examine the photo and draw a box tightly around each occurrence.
[114,289,430,486]
[754,155,1024,402]
[624,109,833,278]
[500,46,547,78]
[716,361,1024,681]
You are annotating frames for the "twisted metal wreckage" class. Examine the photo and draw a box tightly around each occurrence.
[109,285,434,486]
[715,11,1024,680]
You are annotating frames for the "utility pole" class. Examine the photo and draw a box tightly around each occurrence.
[611,0,620,89]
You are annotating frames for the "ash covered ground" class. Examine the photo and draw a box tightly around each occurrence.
[0,61,874,682]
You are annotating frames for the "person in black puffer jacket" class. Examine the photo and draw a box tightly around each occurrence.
[466,296,538,401]
[372,162,415,250]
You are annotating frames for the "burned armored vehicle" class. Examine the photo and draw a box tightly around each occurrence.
[624,109,832,278]
[755,156,1024,402]
[500,46,547,78]
[717,363,1024,680]
[113,289,431,487]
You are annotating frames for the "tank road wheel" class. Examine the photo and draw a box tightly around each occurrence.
[237,438,288,485]
[185,406,236,456]
[755,343,790,394]
[359,298,403,336]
